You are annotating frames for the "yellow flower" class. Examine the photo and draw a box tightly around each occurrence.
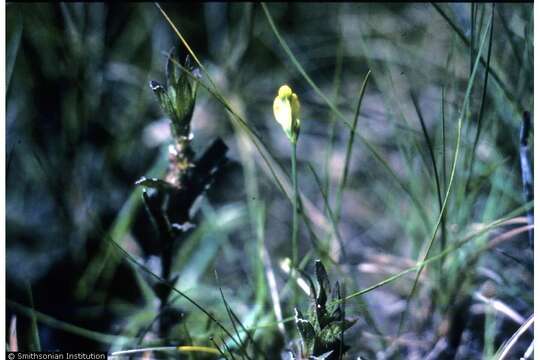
[273,84,301,143]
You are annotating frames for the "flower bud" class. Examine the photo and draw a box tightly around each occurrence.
[149,50,200,140]
[273,84,301,143]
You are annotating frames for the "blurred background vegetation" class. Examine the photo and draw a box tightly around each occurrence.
[6,3,533,359]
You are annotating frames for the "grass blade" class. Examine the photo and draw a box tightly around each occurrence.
[7,300,133,345]
[25,284,41,351]
[466,4,495,192]
[410,92,443,210]
[6,19,22,93]
[431,3,522,116]
[494,314,534,360]
[215,271,253,360]
[397,13,493,335]
[334,70,371,224]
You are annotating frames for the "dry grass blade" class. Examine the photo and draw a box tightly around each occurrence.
[494,315,534,360]
[9,315,18,352]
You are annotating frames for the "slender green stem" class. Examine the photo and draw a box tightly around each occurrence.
[440,87,447,296]
[291,140,299,305]
[439,32,456,292]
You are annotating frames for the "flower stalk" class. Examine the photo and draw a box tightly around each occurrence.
[291,140,299,281]
[273,84,301,305]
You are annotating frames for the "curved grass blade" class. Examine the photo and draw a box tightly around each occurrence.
[220,336,237,360]
[24,283,41,351]
[111,346,221,357]
[411,88,448,293]
[6,19,22,93]
[495,5,523,68]
[216,271,268,360]
[215,271,254,360]
[110,345,220,357]
[210,337,227,358]
[334,70,371,224]
[494,314,534,360]
[431,3,522,116]
[397,15,494,335]
[410,91,443,212]
[466,3,495,192]
[7,300,134,345]
[104,233,244,350]
[337,201,532,304]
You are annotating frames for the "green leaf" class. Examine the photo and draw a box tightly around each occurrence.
[149,80,175,120]
[315,261,330,297]
[150,51,200,140]
[326,281,341,319]
[295,308,316,355]
[319,322,342,344]
[166,48,179,87]
[315,260,330,325]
